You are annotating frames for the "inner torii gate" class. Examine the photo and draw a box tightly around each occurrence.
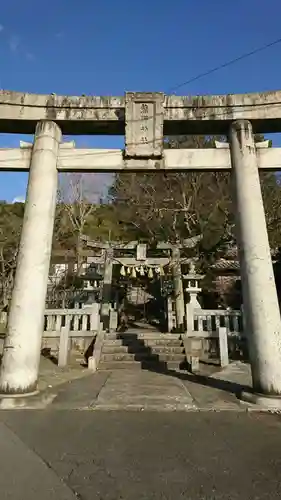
[1,89,281,407]
[82,235,201,331]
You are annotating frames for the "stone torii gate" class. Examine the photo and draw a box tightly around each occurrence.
[82,235,201,331]
[1,89,281,408]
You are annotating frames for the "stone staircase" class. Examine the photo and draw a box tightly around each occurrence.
[98,329,187,371]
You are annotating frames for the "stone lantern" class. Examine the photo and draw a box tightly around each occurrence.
[183,261,205,309]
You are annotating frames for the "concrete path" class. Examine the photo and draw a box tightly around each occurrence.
[0,360,254,411]
[179,362,252,411]
[38,355,90,392]
[47,361,252,411]
[1,410,281,499]
[92,369,196,411]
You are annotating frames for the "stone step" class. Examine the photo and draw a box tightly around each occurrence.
[99,361,142,370]
[98,360,187,371]
[115,329,166,335]
[102,345,185,355]
[100,352,186,362]
[105,332,182,341]
[103,338,183,347]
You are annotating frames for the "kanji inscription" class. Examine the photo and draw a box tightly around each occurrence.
[125,92,164,158]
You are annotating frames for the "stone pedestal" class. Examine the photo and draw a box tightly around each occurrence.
[0,121,61,395]
[229,119,281,399]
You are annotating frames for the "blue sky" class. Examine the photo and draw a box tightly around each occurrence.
[1,0,281,201]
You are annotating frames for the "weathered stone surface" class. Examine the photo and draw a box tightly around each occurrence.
[1,146,281,172]
[0,121,61,395]
[99,330,186,370]
[218,327,229,368]
[57,327,69,368]
[230,120,281,396]
[1,89,281,134]
[92,370,196,410]
[172,247,185,331]
[125,92,164,157]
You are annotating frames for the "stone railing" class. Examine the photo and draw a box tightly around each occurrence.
[184,306,245,371]
[1,304,101,331]
[1,306,101,368]
[191,308,243,337]
[42,305,100,359]
[1,306,101,366]
[43,305,100,337]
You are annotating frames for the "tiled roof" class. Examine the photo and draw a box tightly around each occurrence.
[211,259,240,271]
[223,247,238,259]
[212,258,278,271]
[217,246,278,261]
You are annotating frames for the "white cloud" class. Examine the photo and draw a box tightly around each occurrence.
[9,35,20,52]
[12,196,25,203]
[1,28,34,60]
[25,52,35,61]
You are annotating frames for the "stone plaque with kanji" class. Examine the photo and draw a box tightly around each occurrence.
[125,92,164,158]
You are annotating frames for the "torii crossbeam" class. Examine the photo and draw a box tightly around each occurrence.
[0,142,280,172]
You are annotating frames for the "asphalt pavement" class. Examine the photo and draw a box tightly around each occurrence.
[0,421,76,499]
[0,410,281,499]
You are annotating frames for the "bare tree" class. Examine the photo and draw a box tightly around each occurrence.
[110,169,231,248]
[57,173,105,274]
[0,202,23,311]
[260,171,281,248]
[0,244,16,309]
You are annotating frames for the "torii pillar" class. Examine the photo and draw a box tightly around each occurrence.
[100,249,114,331]
[0,121,61,397]
[229,120,281,407]
[172,247,185,332]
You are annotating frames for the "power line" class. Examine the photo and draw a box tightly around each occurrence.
[0,34,280,135]
[167,36,281,94]
[0,35,281,112]
[0,37,281,155]
[0,97,280,165]
[0,33,281,123]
